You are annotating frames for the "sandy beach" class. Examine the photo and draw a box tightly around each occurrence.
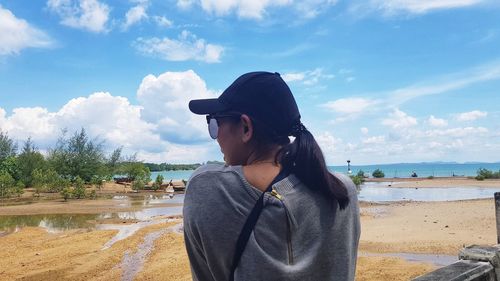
[367,177,500,188]
[0,178,498,280]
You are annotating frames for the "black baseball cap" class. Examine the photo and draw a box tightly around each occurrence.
[189,71,301,136]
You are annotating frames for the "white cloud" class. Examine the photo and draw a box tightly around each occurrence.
[133,30,224,63]
[153,16,173,28]
[0,107,56,144]
[281,73,305,83]
[122,3,148,30]
[294,0,338,19]
[362,135,385,145]
[137,143,216,164]
[177,0,195,10]
[0,6,54,55]
[198,0,291,19]
[382,109,418,129]
[353,0,487,17]
[282,68,334,86]
[322,97,377,115]
[136,70,218,143]
[427,115,448,127]
[47,0,110,33]
[315,131,343,163]
[180,0,338,20]
[456,110,488,122]
[389,61,500,106]
[0,92,161,153]
[56,92,162,151]
[424,127,489,138]
[0,70,229,163]
[360,127,369,135]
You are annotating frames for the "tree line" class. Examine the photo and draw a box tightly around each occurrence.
[0,129,150,199]
[143,161,225,172]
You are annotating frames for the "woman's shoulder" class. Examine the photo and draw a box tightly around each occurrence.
[188,163,239,182]
[331,172,358,196]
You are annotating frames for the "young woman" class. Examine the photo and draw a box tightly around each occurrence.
[184,71,360,281]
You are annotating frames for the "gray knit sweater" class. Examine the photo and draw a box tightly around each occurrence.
[183,164,360,281]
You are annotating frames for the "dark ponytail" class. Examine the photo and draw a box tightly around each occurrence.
[277,125,350,209]
[249,117,350,209]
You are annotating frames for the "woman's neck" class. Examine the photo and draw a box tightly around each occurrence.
[243,147,282,192]
[244,146,281,166]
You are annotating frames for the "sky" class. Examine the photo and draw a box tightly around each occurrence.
[0,0,499,165]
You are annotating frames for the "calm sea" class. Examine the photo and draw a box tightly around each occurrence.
[151,162,500,181]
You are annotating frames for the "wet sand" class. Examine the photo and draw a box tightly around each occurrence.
[367,177,500,188]
[0,179,498,280]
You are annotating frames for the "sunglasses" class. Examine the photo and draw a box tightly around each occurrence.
[206,113,242,139]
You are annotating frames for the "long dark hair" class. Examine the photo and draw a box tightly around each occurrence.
[251,118,350,209]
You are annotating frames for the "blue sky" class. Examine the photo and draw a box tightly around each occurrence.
[0,0,499,165]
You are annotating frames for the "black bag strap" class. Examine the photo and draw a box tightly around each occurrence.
[228,169,288,281]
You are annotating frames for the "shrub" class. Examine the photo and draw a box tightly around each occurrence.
[152,174,164,191]
[60,187,73,201]
[427,176,434,179]
[132,179,145,191]
[87,189,97,199]
[372,169,385,178]
[15,181,24,197]
[349,175,363,187]
[356,170,366,178]
[476,168,500,180]
[73,176,86,199]
[0,170,16,198]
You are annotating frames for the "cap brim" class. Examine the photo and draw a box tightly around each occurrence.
[189,98,228,115]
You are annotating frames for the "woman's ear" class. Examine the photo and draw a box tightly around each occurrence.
[240,114,253,143]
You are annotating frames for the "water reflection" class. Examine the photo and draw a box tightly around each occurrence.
[0,194,185,233]
[359,182,500,202]
[0,214,97,233]
[360,252,457,266]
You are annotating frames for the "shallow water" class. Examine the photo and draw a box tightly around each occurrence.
[358,182,500,202]
[0,194,185,233]
[0,213,98,233]
[360,252,457,266]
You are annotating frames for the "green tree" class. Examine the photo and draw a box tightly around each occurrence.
[372,169,385,178]
[48,128,106,182]
[0,131,17,161]
[91,175,105,191]
[119,161,151,183]
[0,170,16,198]
[0,156,19,181]
[60,187,72,201]
[106,147,122,175]
[152,174,164,191]
[476,168,500,180]
[14,181,24,197]
[31,168,68,193]
[17,138,46,187]
[73,176,86,199]
[132,179,145,191]
[32,168,47,195]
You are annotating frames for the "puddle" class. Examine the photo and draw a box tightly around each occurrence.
[360,252,457,266]
[0,194,185,233]
[359,183,500,202]
[0,214,99,233]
